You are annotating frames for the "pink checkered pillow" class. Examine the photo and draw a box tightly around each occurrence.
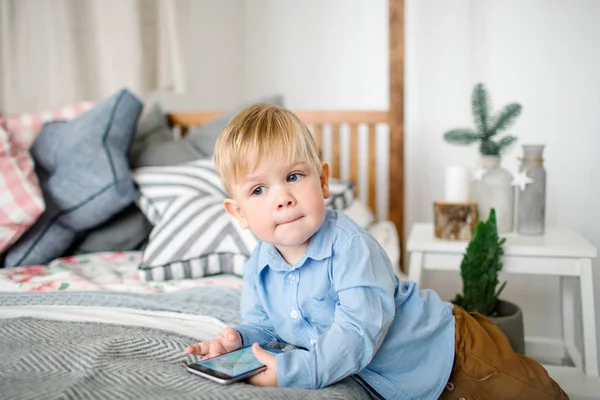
[0,101,95,150]
[0,124,46,253]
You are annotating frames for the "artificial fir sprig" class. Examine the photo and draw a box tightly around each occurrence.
[444,83,522,156]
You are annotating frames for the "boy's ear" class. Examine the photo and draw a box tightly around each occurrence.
[320,162,330,199]
[223,198,249,230]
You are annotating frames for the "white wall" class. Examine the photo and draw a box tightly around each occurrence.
[243,0,388,109]
[406,0,600,363]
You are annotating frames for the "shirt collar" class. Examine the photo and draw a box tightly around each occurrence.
[257,209,335,273]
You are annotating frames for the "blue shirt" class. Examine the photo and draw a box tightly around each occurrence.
[235,209,455,400]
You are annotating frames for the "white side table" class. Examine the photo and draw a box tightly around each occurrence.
[406,223,598,378]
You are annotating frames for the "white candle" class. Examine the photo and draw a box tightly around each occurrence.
[444,165,471,202]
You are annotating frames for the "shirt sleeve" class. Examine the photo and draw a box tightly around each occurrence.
[234,259,281,346]
[276,232,397,389]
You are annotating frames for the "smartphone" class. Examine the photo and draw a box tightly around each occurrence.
[187,346,282,385]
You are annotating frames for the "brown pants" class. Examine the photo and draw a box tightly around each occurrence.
[439,305,569,400]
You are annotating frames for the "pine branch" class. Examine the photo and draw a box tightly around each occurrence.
[497,135,518,152]
[443,83,521,156]
[490,103,522,134]
[479,140,500,156]
[472,83,490,138]
[443,129,480,145]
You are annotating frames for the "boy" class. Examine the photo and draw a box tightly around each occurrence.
[186,104,568,399]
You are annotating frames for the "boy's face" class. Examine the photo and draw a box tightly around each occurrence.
[224,156,330,265]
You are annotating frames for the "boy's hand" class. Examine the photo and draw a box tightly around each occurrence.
[185,327,242,359]
[247,343,278,387]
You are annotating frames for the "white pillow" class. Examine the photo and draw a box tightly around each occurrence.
[343,199,375,229]
[367,220,401,272]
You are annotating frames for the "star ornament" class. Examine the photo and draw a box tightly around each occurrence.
[472,166,486,181]
[512,170,534,191]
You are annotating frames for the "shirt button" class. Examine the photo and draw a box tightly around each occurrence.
[290,309,299,319]
[288,273,296,282]
[310,339,317,346]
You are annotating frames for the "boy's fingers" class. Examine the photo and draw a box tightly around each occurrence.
[185,341,209,355]
[203,339,226,359]
[221,327,239,342]
[251,343,275,367]
[185,343,202,354]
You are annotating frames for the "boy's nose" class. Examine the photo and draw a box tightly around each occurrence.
[278,199,294,210]
[276,190,296,210]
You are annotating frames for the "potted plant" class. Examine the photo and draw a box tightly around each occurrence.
[442,83,523,233]
[454,208,525,354]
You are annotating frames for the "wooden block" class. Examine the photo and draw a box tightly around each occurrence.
[433,201,478,240]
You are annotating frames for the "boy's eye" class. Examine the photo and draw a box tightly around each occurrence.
[287,173,302,183]
[252,186,265,196]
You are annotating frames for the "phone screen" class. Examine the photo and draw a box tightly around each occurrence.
[194,346,278,378]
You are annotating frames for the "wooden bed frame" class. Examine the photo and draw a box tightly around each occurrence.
[167,0,405,271]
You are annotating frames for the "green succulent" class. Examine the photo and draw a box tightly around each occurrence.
[444,83,522,156]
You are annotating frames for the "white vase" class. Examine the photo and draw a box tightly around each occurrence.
[471,155,514,233]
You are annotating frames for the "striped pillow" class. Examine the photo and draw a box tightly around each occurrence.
[326,179,355,210]
[133,159,258,282]
[133,159,358,282]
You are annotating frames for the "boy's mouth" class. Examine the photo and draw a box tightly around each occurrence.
[278,216,303,226]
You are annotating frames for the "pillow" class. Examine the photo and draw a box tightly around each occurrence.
[133,159,357,282]
[129,103,174,166]
[68,204,153,255]
[367,220,401,271]
[128,102,204,168]
[186,94,285,157]
[325,179,355,211]
[343,198,375,229]
[69,102,175,253]
[130,95,285,168]
[0,125,45,253]
[133,159,257,281]
[4,89,142,267]
[0,101,95,151]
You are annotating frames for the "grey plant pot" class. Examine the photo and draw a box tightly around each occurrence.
[489,299,525,355]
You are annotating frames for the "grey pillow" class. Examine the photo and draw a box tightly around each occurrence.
[129,103,202,168]
[129,103,173,166]
[70,204,153,255]
[129,94,284,168]
[69,105,169,255]
[186,94,285,157]
[4,89,141,267]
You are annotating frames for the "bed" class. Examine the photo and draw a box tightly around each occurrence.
[0,1,405,399]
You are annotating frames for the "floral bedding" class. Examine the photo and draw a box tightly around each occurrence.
[0,251,243,293]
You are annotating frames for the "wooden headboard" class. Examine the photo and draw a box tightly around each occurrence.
[166,0,405,271]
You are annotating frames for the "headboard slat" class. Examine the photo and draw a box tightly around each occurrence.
[330,124,340,180]
[349,123,359,198]
[368,123,377,214]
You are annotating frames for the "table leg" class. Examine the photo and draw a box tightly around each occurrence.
[560,275,578,367]
[408,251,423,286]
[580,258,598,376]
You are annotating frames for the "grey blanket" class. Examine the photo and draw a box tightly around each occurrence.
[0,289,370,400]
[0,287,243,325]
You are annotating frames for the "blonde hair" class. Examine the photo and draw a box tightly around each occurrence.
[214,103,322,195]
